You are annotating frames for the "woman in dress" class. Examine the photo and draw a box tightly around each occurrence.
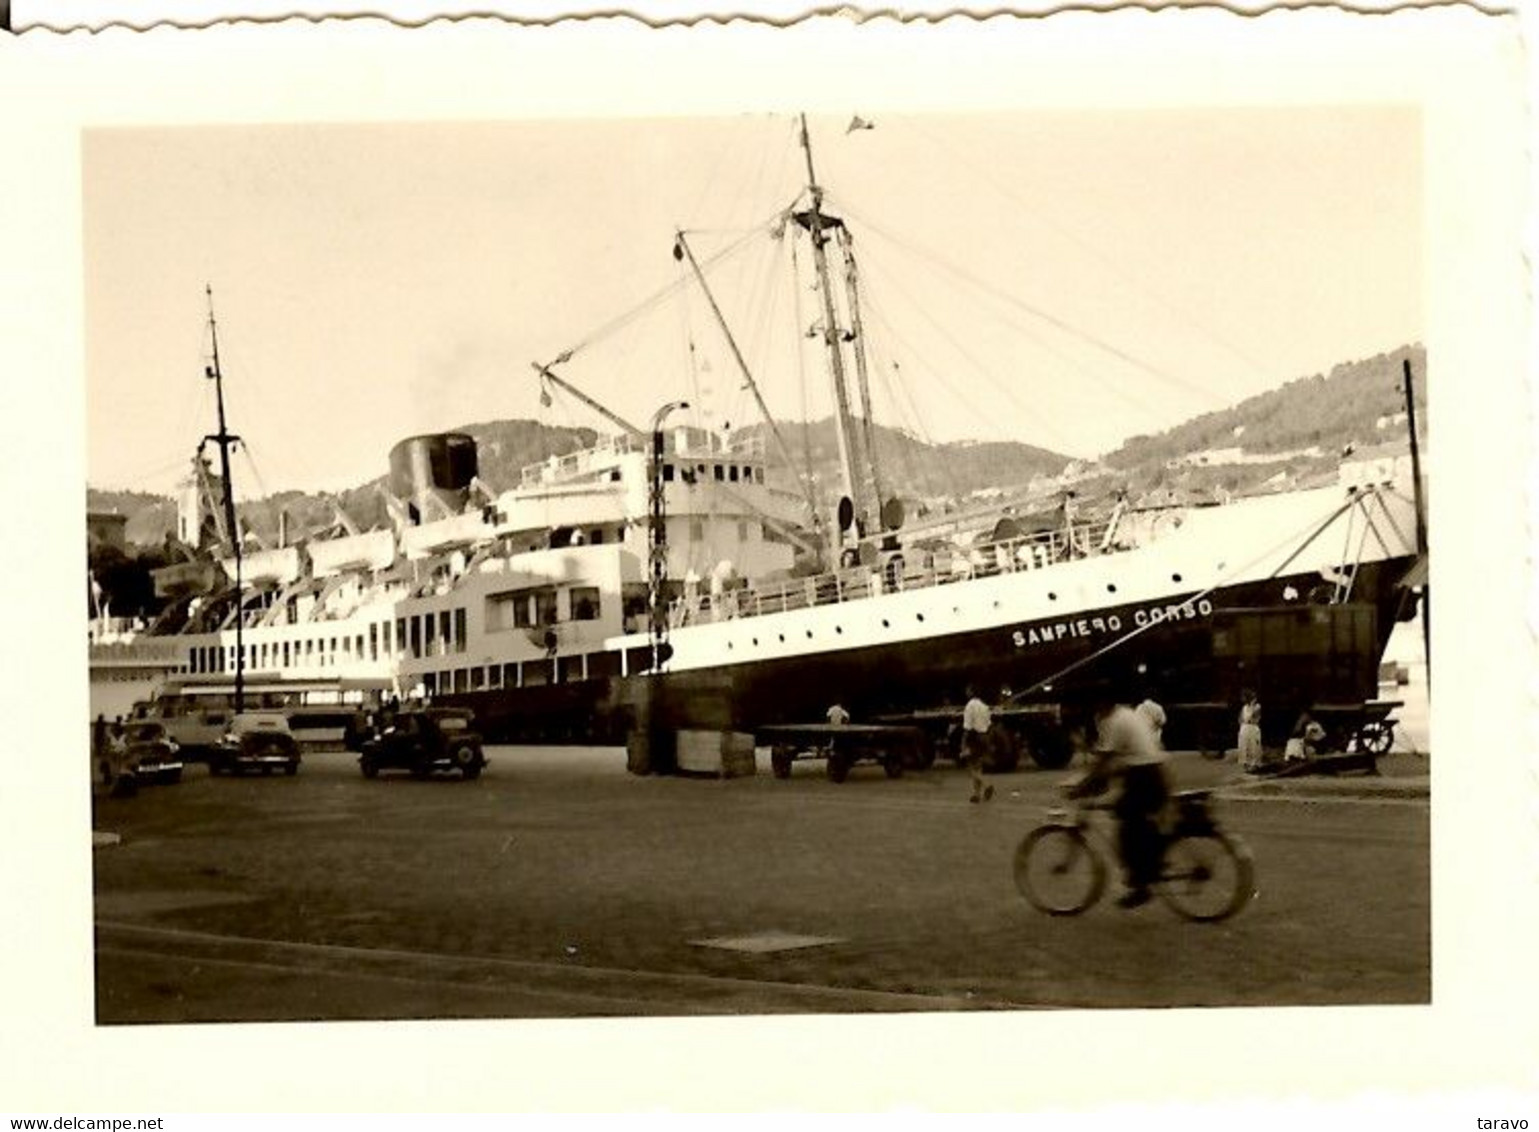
[1237,690,1264,771]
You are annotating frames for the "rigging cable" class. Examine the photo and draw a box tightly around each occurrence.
[851,216,1169,444]
[855,248,1084,455]
[894,114,1286,391]
[550,211,785,365]
[855,263,1018,502]
[830,192,1227,414]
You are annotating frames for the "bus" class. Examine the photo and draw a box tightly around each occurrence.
[133,675,393,753]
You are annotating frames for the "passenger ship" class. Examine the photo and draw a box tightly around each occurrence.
[87,116,1427,744]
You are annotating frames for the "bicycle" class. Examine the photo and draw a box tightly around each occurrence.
[1013,786,1256,921]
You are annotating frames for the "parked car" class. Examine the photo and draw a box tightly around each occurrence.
[358,707,486,780]
[209,712,301,777]
[119,720,185,785]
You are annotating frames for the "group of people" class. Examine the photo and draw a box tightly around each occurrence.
[1237,690,1328,772]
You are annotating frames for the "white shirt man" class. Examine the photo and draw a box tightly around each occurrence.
[962,694,991,735]
[1135,697,1167,746]
[1098,704,1168,768]
[962,689,992,803]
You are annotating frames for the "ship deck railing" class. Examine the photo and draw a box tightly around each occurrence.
[670,519,1128,627]
[517,431,770,487]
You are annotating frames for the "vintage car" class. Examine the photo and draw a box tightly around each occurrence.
[96,719,184,796]
[358,707,486,780]
[208,712,302,777]
[119,719,185,784]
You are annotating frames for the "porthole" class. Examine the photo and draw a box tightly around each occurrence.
[882,619,890,628]
[1107,584,1117,594]
[1048,592,1058,601]
[752,638,759,646]
[835,626,844,634]
[778,634,785,643]
[805,630,813,639]
[1172,573,1183,583]
[916,613,925,622]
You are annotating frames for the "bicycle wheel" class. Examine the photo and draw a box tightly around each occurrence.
[1014,826,1105,915]
[1156,833,1255,922]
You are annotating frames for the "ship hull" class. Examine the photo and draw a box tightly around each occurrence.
[442,557,1417,749]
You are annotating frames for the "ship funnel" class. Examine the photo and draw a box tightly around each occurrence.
[388,433,479,525]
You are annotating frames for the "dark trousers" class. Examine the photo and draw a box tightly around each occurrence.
[1115,764,1171,890]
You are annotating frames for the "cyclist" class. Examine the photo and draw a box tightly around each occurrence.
[1073,701,1172,908]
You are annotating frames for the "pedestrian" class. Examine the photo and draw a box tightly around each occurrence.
[824,702,850,761]
[106,720,134,797]
[92,713,109,784]
[1135,690,1167,748]
[1075,701,1172,909]
[1237,689,1263,772]
[962,685,993,803]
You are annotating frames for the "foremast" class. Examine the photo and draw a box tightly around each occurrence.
[795,113,884,563]
[202,285,245,713]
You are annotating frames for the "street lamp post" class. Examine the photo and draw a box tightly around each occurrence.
[648,401,689,674]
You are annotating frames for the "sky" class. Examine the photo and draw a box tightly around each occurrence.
[83,107,1421,497]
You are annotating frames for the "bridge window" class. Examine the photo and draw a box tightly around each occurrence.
[571,586,601,621]
[662,463,675,482]
[713,464,725,481]
[729,465,740,483]
[453,608,467,653]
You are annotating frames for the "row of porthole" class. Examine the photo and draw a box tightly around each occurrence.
[722,572,1189,650]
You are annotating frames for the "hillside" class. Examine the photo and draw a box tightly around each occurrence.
[1105,344,1426,471]
[86,342,1426,550]
[741,416,1070,507]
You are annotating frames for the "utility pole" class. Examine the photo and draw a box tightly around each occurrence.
[649,400,689,674]
[1402,356,1429,689]
[202,284,245,713]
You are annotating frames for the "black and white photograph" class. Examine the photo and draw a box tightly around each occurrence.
[2,6,1533,1115]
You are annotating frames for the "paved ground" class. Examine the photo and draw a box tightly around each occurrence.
[92,745,1429,1023]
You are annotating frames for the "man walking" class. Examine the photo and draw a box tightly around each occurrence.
[962,685,993,804]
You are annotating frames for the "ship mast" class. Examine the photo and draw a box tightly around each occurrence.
[202,284,245,714]
[834,224,886,524]
[796,113,871,560]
